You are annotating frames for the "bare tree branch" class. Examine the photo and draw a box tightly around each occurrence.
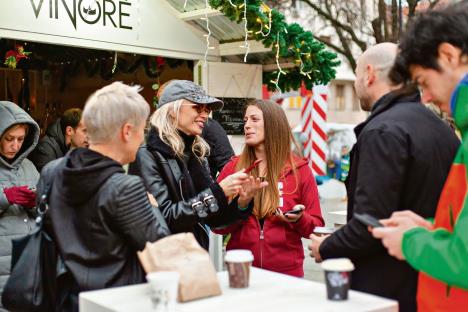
[301,0,368,52]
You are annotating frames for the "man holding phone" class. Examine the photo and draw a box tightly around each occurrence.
[308,43,459,311]
[372,3,468,310]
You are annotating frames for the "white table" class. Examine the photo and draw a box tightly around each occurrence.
[80,268,397,312]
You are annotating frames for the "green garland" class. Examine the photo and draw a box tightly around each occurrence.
[209,0,340,91]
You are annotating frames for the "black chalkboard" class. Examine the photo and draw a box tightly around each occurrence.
[212,98,253,135]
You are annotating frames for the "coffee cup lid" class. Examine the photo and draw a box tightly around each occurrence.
[321,258,354,272]
[225,249,254,263]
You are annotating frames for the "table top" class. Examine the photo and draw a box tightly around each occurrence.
[80,268,397,312]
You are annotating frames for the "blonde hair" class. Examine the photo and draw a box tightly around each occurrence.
[83,82,150,144]
[150,100,210,160]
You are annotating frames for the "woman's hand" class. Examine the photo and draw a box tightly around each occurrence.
[237,176,268,207]
[218,170,250,197]
[275,206,304,223]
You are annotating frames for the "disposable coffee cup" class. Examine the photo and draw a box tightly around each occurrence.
[321,258,354,301]
[146,271,180,311]
[313,226,334,236]
[225,249,254,288]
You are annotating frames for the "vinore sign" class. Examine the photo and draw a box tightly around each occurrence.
[29,0,133,30]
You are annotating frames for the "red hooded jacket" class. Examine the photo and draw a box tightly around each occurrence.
[214,155,324,277]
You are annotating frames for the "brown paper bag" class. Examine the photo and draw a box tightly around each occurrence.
[138,232,222,302]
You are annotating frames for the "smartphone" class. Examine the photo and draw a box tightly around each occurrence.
[354,213,383,228]
[285,204,305,216]
[244,159,262,174]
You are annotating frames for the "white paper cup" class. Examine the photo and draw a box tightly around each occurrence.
[321,258,354,301]
[146,271,180,311]
[225,249,254,288]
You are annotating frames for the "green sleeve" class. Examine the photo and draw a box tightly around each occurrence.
[402,201,468,289]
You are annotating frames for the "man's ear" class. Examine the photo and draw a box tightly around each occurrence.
[65,126,74,137]
[121,123,133,142]
[438,43,462,68]
[366,64,376,86]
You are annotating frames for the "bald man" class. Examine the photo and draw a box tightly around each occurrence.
[308,43,459,311]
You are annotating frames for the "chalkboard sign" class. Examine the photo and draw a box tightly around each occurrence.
[212,98,253,135]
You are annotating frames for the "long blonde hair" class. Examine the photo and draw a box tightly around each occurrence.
[236,100,299,219]
[150,99,210,160]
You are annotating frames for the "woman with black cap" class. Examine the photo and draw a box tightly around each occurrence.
[129,80,267,249]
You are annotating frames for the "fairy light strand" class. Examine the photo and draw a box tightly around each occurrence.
[255,5,272,37]
[241,0,250,62]
[111,51,118,74]
[270,32,287,93]
[202,0,215,65]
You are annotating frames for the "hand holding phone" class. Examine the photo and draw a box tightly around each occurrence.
[244,159,262,174]
[285,204,305,216]
[354,213,383,228]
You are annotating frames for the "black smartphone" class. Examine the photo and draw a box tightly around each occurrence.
[353,213,383,228]
[284,205,305,216]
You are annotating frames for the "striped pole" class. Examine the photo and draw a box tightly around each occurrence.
[301,85,328,176]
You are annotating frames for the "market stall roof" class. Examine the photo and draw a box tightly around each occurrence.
[163,0,275,64]
[0,0,339,91]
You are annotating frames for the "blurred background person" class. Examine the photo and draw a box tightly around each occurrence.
[0,101,40,310]
[130,80,263,250]
[29,108,88,172]
[215,99,324,277]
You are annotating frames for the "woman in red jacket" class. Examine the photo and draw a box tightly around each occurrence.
[215,99,324,277]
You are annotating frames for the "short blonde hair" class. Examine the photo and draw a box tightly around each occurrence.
[83,82,150,144]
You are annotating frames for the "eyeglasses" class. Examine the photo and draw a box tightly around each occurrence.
[183,103,212,115]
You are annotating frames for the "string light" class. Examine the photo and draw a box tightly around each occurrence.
[255,4,272,37]
[112,51,118,74]
[240,0,250,62]
[271,31,286,93]
[202,0,215,65]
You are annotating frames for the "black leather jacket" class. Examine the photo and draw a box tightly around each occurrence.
[129,128,251,249]
[38,148,170,292]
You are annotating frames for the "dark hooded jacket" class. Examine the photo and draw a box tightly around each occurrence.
[37,148,170,293]
[29,118,68,172]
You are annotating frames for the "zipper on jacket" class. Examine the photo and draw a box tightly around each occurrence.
[258,219,264,269]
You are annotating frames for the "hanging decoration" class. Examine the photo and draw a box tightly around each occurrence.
[241,0,251,62]
[111,51,118,74]
[202,0,215,65]
[208,0,339,92]
[4,45,31,69]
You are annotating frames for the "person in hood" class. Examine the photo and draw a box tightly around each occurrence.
[29,108,88,172]
[0,101,40,310]
[129,80,266,250]
[214,99,324,277]
[37,82,170,311]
